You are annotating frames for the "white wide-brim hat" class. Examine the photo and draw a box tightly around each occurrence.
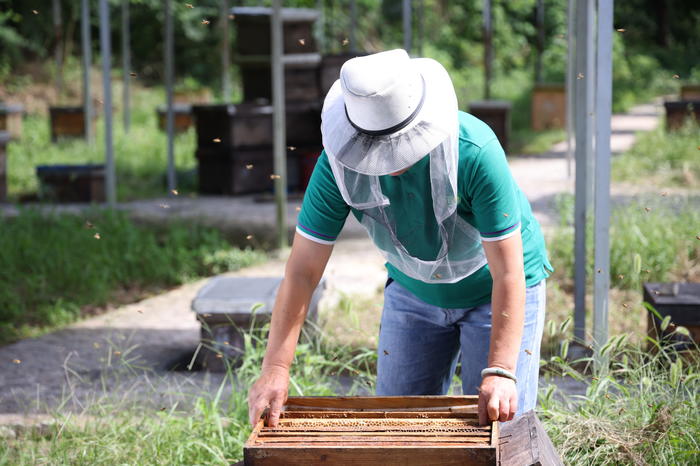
[321,49,458,176]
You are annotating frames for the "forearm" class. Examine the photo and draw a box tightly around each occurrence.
[261,273,318,372]
[488,272,526,373]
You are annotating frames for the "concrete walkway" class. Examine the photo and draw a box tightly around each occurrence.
[0,99,666,421]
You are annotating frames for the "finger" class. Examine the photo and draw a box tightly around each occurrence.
[250,401,267,427]
[478,390,488,426]
[487,395,500,423]
[498,397,510,423]
[508,391,518,421]
[268,395,285,427]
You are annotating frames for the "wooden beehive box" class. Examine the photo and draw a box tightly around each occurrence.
[245,396,498,465]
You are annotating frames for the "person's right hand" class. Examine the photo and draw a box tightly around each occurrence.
[248,365,290,427]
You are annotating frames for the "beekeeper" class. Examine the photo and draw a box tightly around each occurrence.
[248,49,553,427]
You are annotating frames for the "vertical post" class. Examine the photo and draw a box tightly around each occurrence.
[565,0,575,178]
[417,0,424,56]
[593,0,613,369]
[271,0,288,250]
[316,0,325,53]
[403,0,412,54]
[122,0,131,132]
[221,0,231,102]
[165,0,176,194]
[349,0,357,52]
[535,0,544,83]
[483,0,492,100]
[99,0,116,206]
[81,0,94,143]
[326,0,334,52]
[573,0,595,343]
[53,0,64,102]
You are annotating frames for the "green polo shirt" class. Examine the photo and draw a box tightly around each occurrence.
[297,111,553,309]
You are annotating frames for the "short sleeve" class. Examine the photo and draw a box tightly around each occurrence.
[296,151,351,244]
[466,138,522,242]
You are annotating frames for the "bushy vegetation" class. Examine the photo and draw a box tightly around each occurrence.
[0,209,265,344]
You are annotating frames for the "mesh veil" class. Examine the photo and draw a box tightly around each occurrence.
[323,56,487,284]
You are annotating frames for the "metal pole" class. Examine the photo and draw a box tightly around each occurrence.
[53,0,64,102]
[316,0,325,53]
[593,0,613,369]
[221,0,231,102]
[271,0,288,249]
[165,0,176,194]
[535,0,544,83]
[483,0,492,100]
[122,0,131,132]
[573,0,595,343]
[565,0,575,178]
[81,0,93,143]
[417,0,424,56]
[349,0,357,53]
[99,0,116,206]
[403,0,412,54]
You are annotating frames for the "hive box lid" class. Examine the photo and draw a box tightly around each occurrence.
[192,276,326,319]
[192,276,282,316]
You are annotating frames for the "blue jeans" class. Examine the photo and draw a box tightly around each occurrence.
[376,279,546,417]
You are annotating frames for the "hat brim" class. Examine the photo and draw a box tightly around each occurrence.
[321,58,458,176]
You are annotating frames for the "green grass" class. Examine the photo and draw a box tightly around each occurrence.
[547,195,700,292]
[613,121,700,188]
[0,316,697,465]
[0,209,265,345]
[540,336,700,465]
[0,322,376,465]
[6,83,198,202]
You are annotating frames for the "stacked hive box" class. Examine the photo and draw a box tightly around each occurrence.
[194,7,323,195]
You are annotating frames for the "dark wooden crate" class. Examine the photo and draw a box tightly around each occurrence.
[468,101,512,152]
[664,100,700,131]
[239,58,321,103]
[0,103,24,140]
[36,164,105,203]
[196,146,302,195]
[0,131,9,202]
[644,282,700,349]
[680,84,700,100]
[245,396,498,466]
[49,106,95,142]
[232,7,319,56]
[320,53,368,97]
[192,102,321,149]
[531,83,566,131]
[157,104,193,133]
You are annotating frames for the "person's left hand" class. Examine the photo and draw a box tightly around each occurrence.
[478,375,518,425]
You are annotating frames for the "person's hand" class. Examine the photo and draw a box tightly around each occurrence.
[478,375,517,425]
[248,365,290,427]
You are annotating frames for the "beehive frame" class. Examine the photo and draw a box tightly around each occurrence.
[245,396,499,465]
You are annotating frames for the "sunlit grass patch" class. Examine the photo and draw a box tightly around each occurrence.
[613,121,700,188]
[0,209,265,345]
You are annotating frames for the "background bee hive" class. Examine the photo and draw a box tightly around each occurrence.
[245,396,499,465]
